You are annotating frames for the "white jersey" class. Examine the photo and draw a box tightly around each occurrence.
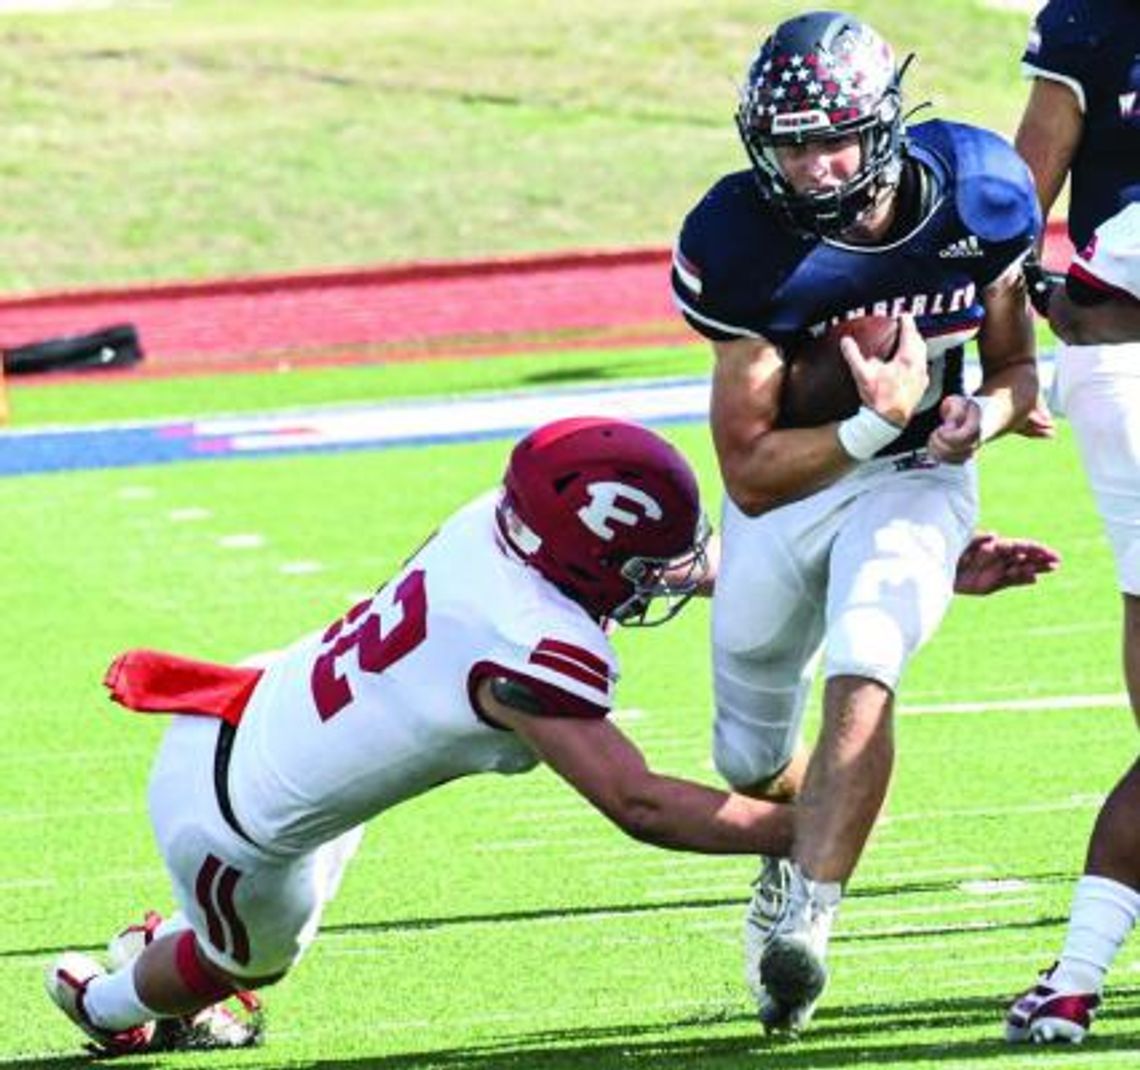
[1070,202,1140,301]
[227,491,619,854]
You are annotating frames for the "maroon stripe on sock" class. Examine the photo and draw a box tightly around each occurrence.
[172,929,233,1001]
[194,854,226,954]
[215,865,251,966]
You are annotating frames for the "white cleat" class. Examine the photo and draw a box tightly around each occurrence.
[1005,964,1099,1045]
[743,856,793,1000]
[45,951,156,1055]
[757,868,838,1035]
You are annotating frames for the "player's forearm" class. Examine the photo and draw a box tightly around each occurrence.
[613,774,794,855]
[975,360,1040,436]
[716,425,855,516]
[1014,79,1081,232]
[711,338,859,513]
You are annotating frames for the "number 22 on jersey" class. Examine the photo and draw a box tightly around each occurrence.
[309,570,428,721]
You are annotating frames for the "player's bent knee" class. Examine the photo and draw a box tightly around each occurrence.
[713,735,795,797]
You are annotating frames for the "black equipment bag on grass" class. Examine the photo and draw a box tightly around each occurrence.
[3,323,143,375]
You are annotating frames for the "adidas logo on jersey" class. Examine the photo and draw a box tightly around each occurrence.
[938,235,984,259]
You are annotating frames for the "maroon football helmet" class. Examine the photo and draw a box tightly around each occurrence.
[496,417,709,626]
[736,10,907,236]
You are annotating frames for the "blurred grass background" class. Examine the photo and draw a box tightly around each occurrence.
[0,0,1039,292]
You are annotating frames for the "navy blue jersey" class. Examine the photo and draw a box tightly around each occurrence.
[1022,0,1140,247]
[671,120,1040,454]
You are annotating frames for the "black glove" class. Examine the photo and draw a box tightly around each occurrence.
[1023,253,1064,318]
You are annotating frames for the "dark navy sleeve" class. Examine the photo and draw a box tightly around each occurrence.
[672,204,750,343]
[1019,0,1140,247]
[671,173,778,343]
[1021,0,1095,103]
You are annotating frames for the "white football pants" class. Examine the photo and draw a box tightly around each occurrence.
[148,714,365,979]
[1055,341,1140,595]
[711,454,977,789]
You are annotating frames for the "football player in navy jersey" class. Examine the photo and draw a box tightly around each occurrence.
[1006,0,1140,1045]
[670,10,1041,1032]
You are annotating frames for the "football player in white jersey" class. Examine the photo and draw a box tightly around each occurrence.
[44,416,802,1056]
[1005,202,1140,1044]
[42,415,1060,1056]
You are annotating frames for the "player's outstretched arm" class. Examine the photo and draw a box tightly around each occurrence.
[475,678,793,856]
[953,531,1061,596]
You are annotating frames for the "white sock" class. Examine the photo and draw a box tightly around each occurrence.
[83,963,157,1031]
[1052,875,1140,993]
[793,863,843,911]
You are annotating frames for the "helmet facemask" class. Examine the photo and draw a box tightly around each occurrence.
[610,512,712,627]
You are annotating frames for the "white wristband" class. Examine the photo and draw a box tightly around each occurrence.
[971,395,1002,443]
[836,406,903,461]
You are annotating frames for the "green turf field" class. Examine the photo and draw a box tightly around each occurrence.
[2,415,1137,1066]
[2,1,1135,1065]
[3,343,712,429]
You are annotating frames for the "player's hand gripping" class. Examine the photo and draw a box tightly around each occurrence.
[839,313,929,428]
[927,394,984,464]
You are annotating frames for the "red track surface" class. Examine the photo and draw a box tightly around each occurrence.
[0,224,1074,379]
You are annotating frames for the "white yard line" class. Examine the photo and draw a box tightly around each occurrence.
[885,795,1105,824]
[900,693,1129,715]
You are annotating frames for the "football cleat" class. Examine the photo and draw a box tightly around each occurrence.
[1005,964,1100,1044]
[108,911,265,1051]
[743,856,793,1000]
[757,871,838,1034]
[106,909,164,971]
[45,951,156,1056]
[151,998,264,1052]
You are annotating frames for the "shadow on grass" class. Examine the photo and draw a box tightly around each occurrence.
[1,870,1083,961]
[11,992,1137,1068]
[284,990,1140,1069]
[521,364,614,386]
[0,1059,159,1069]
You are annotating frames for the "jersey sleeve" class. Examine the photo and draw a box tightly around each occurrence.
[1020,0,1094,110]
[468,613,618,721]
[1069,203,1140,301]
[671,180,767,343]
